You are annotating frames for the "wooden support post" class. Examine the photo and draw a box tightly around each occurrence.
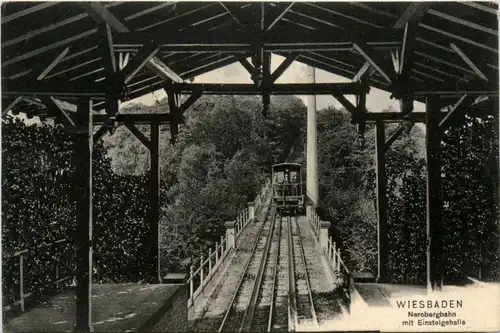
[375,120,389,283]
[426,96,443,292]
[149,121,160,283]
[74,98,93,332]
[262,51,271,117]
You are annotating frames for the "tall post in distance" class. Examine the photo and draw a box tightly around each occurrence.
[306,66,319,206]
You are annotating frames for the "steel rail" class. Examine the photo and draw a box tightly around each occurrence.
[287,215,298,332]
[240,208,278,331]
[292,215,319,328]
[267,213,283,332]
[218,204,274,332]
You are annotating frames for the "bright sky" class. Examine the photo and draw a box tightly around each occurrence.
[127,54,425,112]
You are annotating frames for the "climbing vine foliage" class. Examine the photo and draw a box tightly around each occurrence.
[2,116,151,307]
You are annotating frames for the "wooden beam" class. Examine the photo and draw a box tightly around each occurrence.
[354,2,430,81]
[218,2,249,27]
[1,2,57,24]
[393,2,431,28]
[438,94,475,129]
[375,120,388,283]
[304,2,385,29]
[332,92,359,115]
[148,121,161,282]
[41,96,76,127]
[2,78,106,98]
[1,3,120,47]
[235,54,256,77]
[460,2,498,16]
[80,2,129,33]
[2,96,23,117]
[100,24,117,75]
[146,57,183,83]
[93,95,120,143]
[113,26,401,51]
[2,29,98,67]
[262,51,271,117]
[399,22,417,78]
[177,90,203,114]
[413,79,498,97]
[121,43,160,84]
[73,98,94,332]
[270,53,298,83]
[37,47,71,80]
[425,95,443,292]
[124,2,177,21]
[385,125,404,150]
[92,113,171,125]
[352,62,374,82]
[352,43,393,84]
[419,23,498,53]
[356,90,367,134]
[266,2,295,31]
[427,9,497,36]
[125,123,152,150]
[450,43,489,81]
[168,82,367,95]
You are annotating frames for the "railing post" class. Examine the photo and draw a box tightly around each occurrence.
[221,236,224,255]
[200,255,204,288]
[208,248,212,275]
[337,250,341,271]
[224,221,236,250]
[319,221,330,249]
[19,254,24,312]
[329,237,334,259]
[215,242,219,263]
[189,265,194,298]
[333,244,337,270]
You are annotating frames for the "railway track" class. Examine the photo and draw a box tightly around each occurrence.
[248,214,285,332]
[288,215,318,330]
[218,205,277,332]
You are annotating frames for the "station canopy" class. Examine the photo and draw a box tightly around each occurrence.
[1,1,498,120]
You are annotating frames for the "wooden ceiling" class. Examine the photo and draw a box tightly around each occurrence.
[1,1,498,118]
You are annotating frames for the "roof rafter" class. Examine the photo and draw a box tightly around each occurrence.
[146,56,183,83]
[266,2,295,31]
[40,96,76,126]
[37,47,71,81]
[270,53,299,83]
[121,43,160,84]
[352,42,393,84]
[450,43,489,81]
[427,9,497,36]
[1,2,57,24]
[438,94,475,128]
[358,2,431,83]
[80,2,129,33]
[2,96,23,117]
